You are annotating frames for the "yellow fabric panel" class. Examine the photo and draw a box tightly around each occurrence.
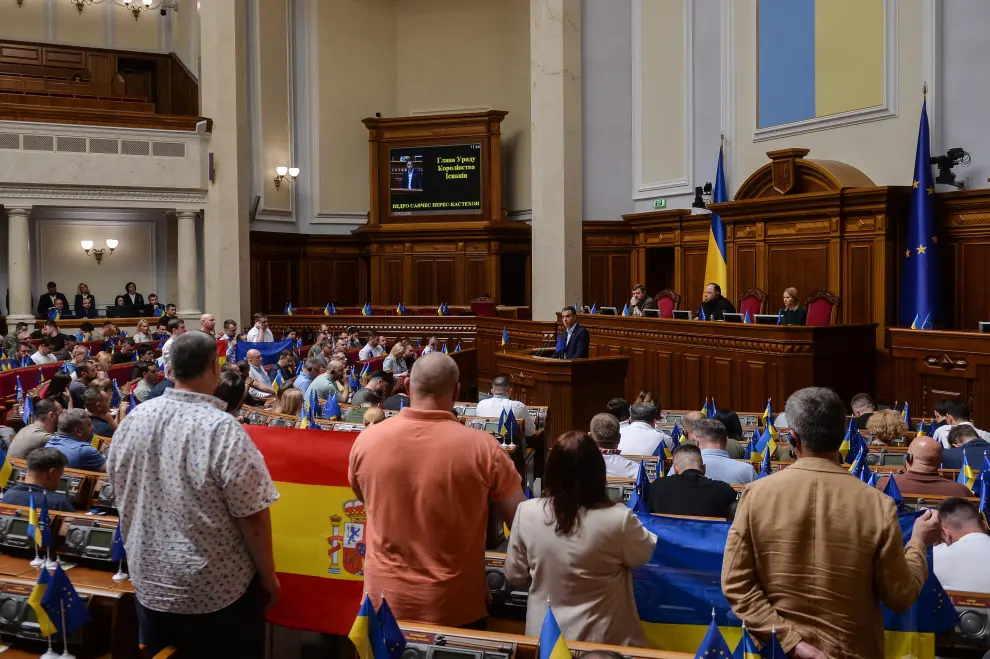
[815,0,884,117]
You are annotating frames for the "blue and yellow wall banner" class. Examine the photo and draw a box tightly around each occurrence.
[758,0,884,128]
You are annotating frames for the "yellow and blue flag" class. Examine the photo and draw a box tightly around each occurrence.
[47,308,60,322]
[27,494,43,547]
[762,399,777,443]
[454,341,462,353]
[703,143,728,298]
[41,564,91,635]
[441,343,448,355]
[0,442,11,488]
[362,303,373,317]
[497,409,507,437]
[348,594,388,659]
[700,398,708,417]
[324,303,336,316]
[957,453,976,491]
[272,370,284,394]
[501,328,509,346]
[621,303,630,317]
[900,98,940,328]
[901,402,910,427]
[732,624,760,659]
[28,567,56,638]
[538,605,571,659]
[396,303,406,316]
[378,595,406,659]
[284,302,295,316]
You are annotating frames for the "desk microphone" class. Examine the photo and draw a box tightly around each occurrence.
[534,326,556,356]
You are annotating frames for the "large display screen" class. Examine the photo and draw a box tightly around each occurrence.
[389,143,483,216]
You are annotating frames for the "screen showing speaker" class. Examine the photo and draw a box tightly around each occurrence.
[389,144,483,216]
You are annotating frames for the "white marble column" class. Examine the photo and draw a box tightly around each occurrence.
[6,207,34,324]
[175,210,202,319]
[200,0,251,326]
[530,0,583,321]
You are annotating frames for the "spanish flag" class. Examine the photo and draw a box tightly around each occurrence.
[247,426,365,634]
[538,606,571,659]
[703,143,728,298]
[28,567,56,637]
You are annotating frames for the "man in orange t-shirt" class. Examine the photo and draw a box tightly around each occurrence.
[349,352,524,628]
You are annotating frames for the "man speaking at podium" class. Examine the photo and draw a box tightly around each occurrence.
[555,306,589,359]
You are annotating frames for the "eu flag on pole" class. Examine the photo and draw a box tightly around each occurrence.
[40,564,91,635]
[899,96,940,328]
[112,519,126,562]
[703,142,729,298]
[554,332,565,353]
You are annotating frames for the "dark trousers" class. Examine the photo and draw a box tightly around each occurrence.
[136,573,266,659]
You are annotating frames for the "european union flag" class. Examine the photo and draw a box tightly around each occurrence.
[589,303,597,314]
[378,595,406,659]
[111,380,121,408]
[554,333,565,353]
[669,423,683,453]
[761,629,787,658]
[21,396,34,426]
[441,343,448,355]
[708,398,717,419]
[634,460,651,506]
[15,375,24,403]
[349,369,361,392]
[323,393,342,421]
[41,564,91,635]
[505,409,519,443]
[112,520,126,562]
[325,302,335,316]
[900,98,940,327]
[883,471,905,508]
[348,594,387,659]
[698,307,707,321]
[694,615,732,659]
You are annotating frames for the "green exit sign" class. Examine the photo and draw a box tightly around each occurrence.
[653,198,667,209]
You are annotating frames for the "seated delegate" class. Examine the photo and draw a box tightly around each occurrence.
[504,431,657,647]
[777,287,807,325]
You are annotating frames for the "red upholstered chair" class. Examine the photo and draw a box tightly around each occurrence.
[655,290,681,318]
[804,290,840,326]
[470,296,496,317]
[737,288,767,319]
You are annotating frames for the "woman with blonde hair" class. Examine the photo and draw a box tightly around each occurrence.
[276,388,303,417]
[778,287,807,325]
[362,407,386,427]
[133,319,152,343]
[74,283,96,318]
[866,409,908,446]
[94,351,113,376]
[382,342,408,376]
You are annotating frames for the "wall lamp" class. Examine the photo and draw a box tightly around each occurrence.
[274,166,300,191]
[81,238,118,265]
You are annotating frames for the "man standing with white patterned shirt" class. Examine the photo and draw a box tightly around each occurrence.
[108,331,279,658]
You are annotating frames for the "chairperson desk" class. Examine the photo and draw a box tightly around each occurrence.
[575,314,876,413]
[889,328,990,428]
[493,347,629,458]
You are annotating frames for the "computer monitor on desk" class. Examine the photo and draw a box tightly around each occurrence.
[672,310,692,320]
[754,314,780,325]
[722,313,744,323]
[643,309,660,318]
[600,307,617,316]
[980,322,990,333]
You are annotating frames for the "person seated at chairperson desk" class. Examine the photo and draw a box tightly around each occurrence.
[777,287,807,325]
[699,283,736,320]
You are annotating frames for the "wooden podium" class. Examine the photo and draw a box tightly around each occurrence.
[493,348,630,461]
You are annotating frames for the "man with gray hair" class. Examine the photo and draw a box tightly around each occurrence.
[618,402,671,456]
[476,373,536,437]
[722,387,943,659]
[109,331,279,657]
[45,407,102,472]
[590,413,639,479]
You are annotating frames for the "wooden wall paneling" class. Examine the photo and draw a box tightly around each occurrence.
[959,242,990,330]
[584,254,608,308]
[609,255,630,308]
[734,245,758,298]
[436,259,456,306]
[844,242,874,324]
[682,247,708,310]
[711,357,733,407]
[465,257,487,302]
[767,244,828,307]
[331,260,359,306]
[413,259,434,305]
[384,259,405,305]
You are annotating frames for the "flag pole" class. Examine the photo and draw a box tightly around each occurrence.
[112,560,127,583]
[42,631,58,659]
[30,538,44,568]
[59,600,75,659]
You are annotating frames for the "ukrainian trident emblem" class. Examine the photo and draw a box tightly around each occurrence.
[328,499,366,576]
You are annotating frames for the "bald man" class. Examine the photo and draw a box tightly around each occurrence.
[199,313,216,336]
[876,435,974,497]
[679,411,704,446]
[349,353,524,628]
[245,349,274,399]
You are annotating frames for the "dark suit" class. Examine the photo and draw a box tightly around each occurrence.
[74,294,96,318]
[555,324,590,359]
[941,438,990,471]
[648,469,737,519]
[402,168,422,190]
[124,292,145,308]
[853,412,874,431]
[632,296,657,315]
[37,292,69,318]
[700,296,736,321]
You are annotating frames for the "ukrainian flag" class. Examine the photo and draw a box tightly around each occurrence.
[733,625,760,659]
[285,302,295,316]
[27,568,56,638]
[762,399,777,443]
[272,370,284,394]
[362,303,373,317]
[957,454,976,491]
[348,595,388,659]
[538,606,571,659]
[27,494,42,547]
[0,444,12,488]
[324,303,335,316]
[501,328,509,346]
[703,143,728,298]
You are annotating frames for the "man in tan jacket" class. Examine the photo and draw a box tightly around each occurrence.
[721,387,943,659]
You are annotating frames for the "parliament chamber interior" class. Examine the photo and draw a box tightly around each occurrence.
[2,0,990,658]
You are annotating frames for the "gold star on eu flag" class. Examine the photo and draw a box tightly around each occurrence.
[905,250,911,258]
[927,186,934,195]
[917,244,927,255]
[912,180,919,188]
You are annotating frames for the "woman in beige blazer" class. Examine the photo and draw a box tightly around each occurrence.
[504,431,657,647]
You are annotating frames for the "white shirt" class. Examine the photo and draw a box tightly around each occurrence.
[358,343,385,361]
[30,351,56,365]
[933,532,990,594]
[133,332,151,343]
[161,337,175,376]
[421,345,436,355]
[618,421,671,456]
[245,327,274,343]
[602,452,640,479]
[476,396,536,436]
[933,421,990,449]
[107,389,279,614]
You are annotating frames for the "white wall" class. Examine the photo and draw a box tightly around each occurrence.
[941,0,990,190]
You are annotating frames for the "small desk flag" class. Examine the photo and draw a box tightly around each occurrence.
[28,568,56,638]
[348,594,388,659]
[40,564,91,635]
[538,606,572,659]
